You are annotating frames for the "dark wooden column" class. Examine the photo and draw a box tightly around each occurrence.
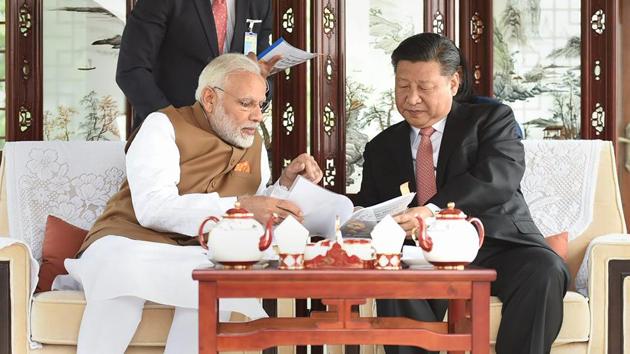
[581,0,617,140]
[608,260,630,354]
[271,0,308,181]
[0,262,10,354]
[311,0,345,193]
[6,0,43,141]
[424,0,456,41]
[125,0,137,138]
[458,0,493,97]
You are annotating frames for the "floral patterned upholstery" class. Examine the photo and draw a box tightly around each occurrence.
[4,141,126,263]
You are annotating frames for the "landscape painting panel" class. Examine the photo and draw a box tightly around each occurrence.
[43,0,126,141]
[345,0,424,193]
[493,0,581,139]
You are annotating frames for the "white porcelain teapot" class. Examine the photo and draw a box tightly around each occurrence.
[415,202,485,268]
[198,203,274,266]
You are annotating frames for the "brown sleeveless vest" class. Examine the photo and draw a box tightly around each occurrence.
[78,102,263,254]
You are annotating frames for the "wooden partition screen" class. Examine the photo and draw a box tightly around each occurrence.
[425,0,456,41]
[458,0,493,97]
[6,0,42,141]
[581,0,617,140]
[272,0,309,181]
[311,0,346,194]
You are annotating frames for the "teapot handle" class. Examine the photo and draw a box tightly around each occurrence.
[258,214,276,251]
[467,217,485,248]
[198,216,220,250]
[414,216,433,252]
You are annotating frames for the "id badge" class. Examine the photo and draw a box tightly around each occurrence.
[244,32,258,55]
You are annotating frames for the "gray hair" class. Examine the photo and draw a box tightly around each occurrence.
[195,53,262,100]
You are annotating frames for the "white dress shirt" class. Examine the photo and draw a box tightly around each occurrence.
[409,117,447,213]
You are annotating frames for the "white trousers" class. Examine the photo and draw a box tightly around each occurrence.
[76,295,231,354]
[67,236,264,354]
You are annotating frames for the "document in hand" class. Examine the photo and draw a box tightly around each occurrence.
[341,193,416,238]
[285,176,415,238]
[257,37,317,76]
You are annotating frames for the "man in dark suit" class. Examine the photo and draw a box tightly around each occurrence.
[356,33,569,354]
[116,0,277,128]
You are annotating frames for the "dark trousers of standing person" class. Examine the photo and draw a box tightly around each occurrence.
[377,237,569,354]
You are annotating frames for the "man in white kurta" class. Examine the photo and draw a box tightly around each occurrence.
[65,53,322,354]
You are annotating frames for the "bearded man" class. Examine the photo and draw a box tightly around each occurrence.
[65,53,322,354]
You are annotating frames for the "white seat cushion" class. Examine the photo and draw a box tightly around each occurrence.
[490,291,589,344]
[31,291,173,346]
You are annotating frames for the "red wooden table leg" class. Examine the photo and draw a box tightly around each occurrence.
[199,281,218,354]
[447,298,467,354]
[471,282,490,354]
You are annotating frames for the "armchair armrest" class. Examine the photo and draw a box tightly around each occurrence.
[585,234,630,354]
[0,241,33,354]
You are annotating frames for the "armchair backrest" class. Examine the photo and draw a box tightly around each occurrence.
[0,141,126,262]
[521,140,626,281]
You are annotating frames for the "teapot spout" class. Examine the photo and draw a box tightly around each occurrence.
[414,216,433,252]
[258,214,276,251]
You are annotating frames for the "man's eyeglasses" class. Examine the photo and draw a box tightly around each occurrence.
[212,86,271,113]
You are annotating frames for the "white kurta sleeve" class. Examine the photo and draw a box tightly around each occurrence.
[127,113,271,237]
[257,147,291,199]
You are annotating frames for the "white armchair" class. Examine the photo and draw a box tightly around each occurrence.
[0,141,294,354]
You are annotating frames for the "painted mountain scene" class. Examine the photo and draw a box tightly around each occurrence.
[493,0,581,139]
[43,0,126,141]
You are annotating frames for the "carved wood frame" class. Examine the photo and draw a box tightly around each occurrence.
[311,0,346,193]
[458,0,618,142]
[608,260,630,354]
[581,0,617,140]
[271,0,309,181]
[6,0,42,142]
[0,262,10,354]
[425,1,456,42]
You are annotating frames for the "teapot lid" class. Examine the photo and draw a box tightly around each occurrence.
[224,202,254,219]
[436,202,467,220]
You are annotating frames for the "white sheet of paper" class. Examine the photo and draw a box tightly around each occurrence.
[258,37,318,75]
[286,176,353,238]
[354,193,416,221]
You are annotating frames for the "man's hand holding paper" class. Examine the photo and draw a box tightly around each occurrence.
[393,206,435,237]
[247,52,283,79]
[279,153,323,188]
[257,38,318,76]
[284,176,415,238]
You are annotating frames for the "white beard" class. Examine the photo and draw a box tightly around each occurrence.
[208,104,256,148]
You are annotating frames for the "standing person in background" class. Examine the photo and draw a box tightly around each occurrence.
[117,0,279,129]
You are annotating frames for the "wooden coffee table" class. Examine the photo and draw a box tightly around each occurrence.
[193,265,496,354]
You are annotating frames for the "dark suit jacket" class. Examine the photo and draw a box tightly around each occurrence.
[116,0,273,128]
[356,102,547,248]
